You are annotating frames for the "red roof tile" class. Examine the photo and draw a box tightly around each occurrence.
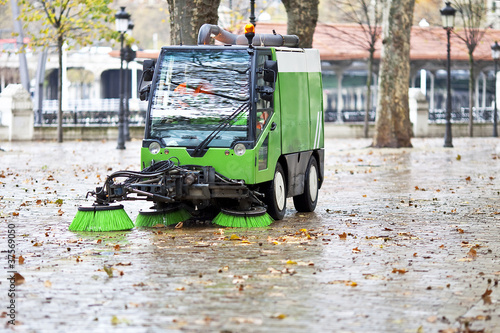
[112,22,500,63]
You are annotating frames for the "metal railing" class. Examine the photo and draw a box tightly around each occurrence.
[36,99,496,125]
[429,107,495,123]
[38,99,147,126]
[324,107,496,123]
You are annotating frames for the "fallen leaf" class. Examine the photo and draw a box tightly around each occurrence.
[465,176,471,181]
[111,315,120,325]
[352,247,361,253]
[392,268,407,274]
[467,248,477,259]
[14,272,25,285]
[57,209,64,216]
[103,265,113,278]
[230,234,241,241]
[18,256,24,264]
[286,260,297,265]
[339,232,347,240]
[271,314,287,320]
[327,280,358,286]
[44,280,52,288]
[12,212,19,217]
[482,288,492,304]
[115,262,132,266]
[114,244,120,251]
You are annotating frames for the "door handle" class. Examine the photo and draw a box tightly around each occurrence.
[271,122,277,131]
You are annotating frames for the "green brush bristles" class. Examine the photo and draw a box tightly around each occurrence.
[135,208,191,227]
[69,204,134,232]
[212,208,274,228]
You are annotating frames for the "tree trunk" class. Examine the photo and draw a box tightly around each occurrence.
[372,0,414,148]
[468,52,474,137]
[166,0,221,45]
[57,35,63,143]
[364,48,374,138]
[282,0,319,48]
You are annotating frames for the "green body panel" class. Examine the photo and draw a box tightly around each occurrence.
[141,147,257,183]
[278,71,311,154]
[307,72,324,149]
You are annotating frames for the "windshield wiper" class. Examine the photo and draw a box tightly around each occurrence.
[170,79,248,102]
[192,102,250,157]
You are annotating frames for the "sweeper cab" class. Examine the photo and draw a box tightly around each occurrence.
[70,23,324,231]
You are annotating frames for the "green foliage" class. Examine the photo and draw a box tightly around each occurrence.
[17,0,116,51]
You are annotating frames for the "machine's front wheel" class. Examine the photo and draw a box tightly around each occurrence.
[293,156,319,212]
[264,162,287,220]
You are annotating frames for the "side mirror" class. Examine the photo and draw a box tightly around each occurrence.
[142,59,156,81]
[263,60,277,83]
[258,85,274,102]
[139,84,151,101]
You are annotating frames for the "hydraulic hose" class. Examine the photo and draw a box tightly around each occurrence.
[197,24,299,48]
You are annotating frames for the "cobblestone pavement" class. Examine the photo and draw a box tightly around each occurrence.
[0,137,499,332]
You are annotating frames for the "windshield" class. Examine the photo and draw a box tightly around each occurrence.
[148,48,251,148]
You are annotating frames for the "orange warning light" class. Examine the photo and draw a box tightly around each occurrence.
[244,23,255,34]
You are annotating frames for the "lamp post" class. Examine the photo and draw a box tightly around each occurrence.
[440,1,456,148]
[124,21,135,142]
[491,41,500,137]
[250,0,256,26]
[115,6,130,150]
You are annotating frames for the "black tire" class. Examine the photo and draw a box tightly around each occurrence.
[293,156,319,212]
[263,162,287,220]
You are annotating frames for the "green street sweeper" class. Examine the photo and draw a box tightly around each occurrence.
[70,23,324,231]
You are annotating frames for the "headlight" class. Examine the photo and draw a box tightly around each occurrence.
[148,141,161,154]
[234,143,246,156]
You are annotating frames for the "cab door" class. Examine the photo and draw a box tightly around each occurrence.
[254,49,281,184]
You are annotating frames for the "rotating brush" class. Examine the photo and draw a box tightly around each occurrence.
[69,204,134,232]
[135,206,191,227]
[212,207,274,228]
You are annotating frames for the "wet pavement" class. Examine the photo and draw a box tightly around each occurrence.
[0,137,499,333]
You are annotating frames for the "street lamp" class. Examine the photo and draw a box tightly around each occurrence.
[491,41,500,137]
[115,6,130,150]
[250,0,256,26]
[124,21,135,142]
[440,1,456,148]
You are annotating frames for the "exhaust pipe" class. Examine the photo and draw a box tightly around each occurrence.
[197,24,299,48]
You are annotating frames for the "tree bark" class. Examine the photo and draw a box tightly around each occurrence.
[282,0,319,48]
[166,0,221,45]
[372,0,414,148]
